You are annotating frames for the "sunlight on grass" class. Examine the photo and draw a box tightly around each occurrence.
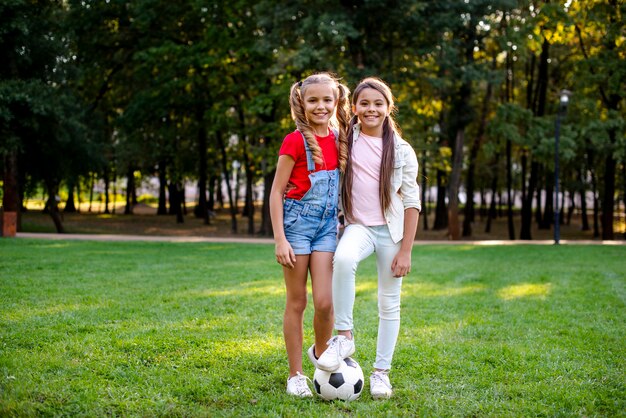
[2,301,108,322]
[355,281,377,292]
[208,336,283,357]
[403,282,486,297]
[497,283,552,300]
[37,242,72,249]
[183,283,284,298]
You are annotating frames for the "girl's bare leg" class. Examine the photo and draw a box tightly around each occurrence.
[283,255,310,377]
[309,251,334,357]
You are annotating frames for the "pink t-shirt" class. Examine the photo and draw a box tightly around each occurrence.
[350,132,386,226]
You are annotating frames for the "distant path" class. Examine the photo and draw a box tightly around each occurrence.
[14,232,624,245]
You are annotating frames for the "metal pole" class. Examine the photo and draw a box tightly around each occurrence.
[554,110,561,245]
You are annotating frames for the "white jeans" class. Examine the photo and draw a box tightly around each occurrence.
[333,224,403,370]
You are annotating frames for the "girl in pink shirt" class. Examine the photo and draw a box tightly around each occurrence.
[316,77,421,399]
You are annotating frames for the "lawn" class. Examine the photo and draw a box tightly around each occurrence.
[1,239,624,417]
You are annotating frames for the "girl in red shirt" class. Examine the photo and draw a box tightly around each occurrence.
[269,73,350,396]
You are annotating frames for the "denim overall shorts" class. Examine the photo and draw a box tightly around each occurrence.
[283,131,340,255]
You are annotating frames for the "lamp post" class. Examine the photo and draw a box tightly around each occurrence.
[554,90,571,245]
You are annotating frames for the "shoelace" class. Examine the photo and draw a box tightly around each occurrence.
[326,336,340,351]
[371,372,391,389]
[292,372,311,395]
[326,335,349,353]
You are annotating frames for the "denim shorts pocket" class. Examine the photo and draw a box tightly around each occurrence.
[283,202,302,231]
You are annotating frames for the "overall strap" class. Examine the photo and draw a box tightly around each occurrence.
[298,130,316,172]
[331,128,339,144]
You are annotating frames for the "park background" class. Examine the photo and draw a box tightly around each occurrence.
[1,1,625,417]
[1,0,624,241]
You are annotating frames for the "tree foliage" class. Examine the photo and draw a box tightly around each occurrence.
[1,0,624,239]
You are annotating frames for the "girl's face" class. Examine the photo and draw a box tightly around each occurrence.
[353,87,389,137]
[303,83,337,134]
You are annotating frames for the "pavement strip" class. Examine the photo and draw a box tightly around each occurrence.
[14,232,624,245]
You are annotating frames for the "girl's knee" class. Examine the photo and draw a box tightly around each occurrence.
[333,251,358,271]
[314,299,333,317]
[378,298,401,320]
[286,297,307,314]
[379,310,400,321]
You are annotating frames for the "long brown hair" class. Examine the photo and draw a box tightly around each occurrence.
[289,73,351,171]
[342,77,400,222]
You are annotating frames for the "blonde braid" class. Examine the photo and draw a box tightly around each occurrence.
[335,83,351,172]
[289,82,323,165]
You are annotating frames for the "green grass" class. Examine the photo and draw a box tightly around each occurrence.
[1,239,624,417]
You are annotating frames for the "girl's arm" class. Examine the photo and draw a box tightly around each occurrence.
[269,155,297,268]
[391,208,419,277]
[391,144,421,277]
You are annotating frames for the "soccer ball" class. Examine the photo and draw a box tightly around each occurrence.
[313,357,364,401]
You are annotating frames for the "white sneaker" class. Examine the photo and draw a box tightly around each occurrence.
[306,344,318,368]
[316,335,355,372]
[286,372,313,397]
[370,370,393,399]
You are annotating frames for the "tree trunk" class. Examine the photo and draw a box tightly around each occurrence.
[111,171,117,214]
[234,163,241,215]
[103,168,110,214]
[520,160,538,239]
[566,188,575,225]
[64,178,77,213]
[244,163,255,234]
[208,174,217,213]
[448,129,464,240]
[485,161,498,234]
[216,175,224,209]
[433,169,448,230]
[601,152,616,240]
[177,185,185,223]
[479,187,486,222]
[195,108,209,225]
[506,139,515,239]
[591,170,600,239]
[242,147,255,234]
[217,131,237,233]
[124,168,135,215]
[168,182,178,216]
[157,161,167,215]
[259,169,275,236]
[579,168,590,231]
[534,37,551,231]
[2,151,19,237]
[167,182,184,223]
[88,172,95,212]
[45,180,64,233]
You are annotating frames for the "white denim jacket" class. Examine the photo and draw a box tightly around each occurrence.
[348,123,421,243]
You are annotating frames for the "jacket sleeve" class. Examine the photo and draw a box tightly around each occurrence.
[400,144,421,212]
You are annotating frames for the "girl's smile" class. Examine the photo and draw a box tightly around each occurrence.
[303,84,337,136]
[353,87,389,137]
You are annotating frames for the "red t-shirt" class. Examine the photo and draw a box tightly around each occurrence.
[279,129,338,200]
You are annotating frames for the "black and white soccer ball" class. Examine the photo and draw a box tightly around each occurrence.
[313,357,364,401]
